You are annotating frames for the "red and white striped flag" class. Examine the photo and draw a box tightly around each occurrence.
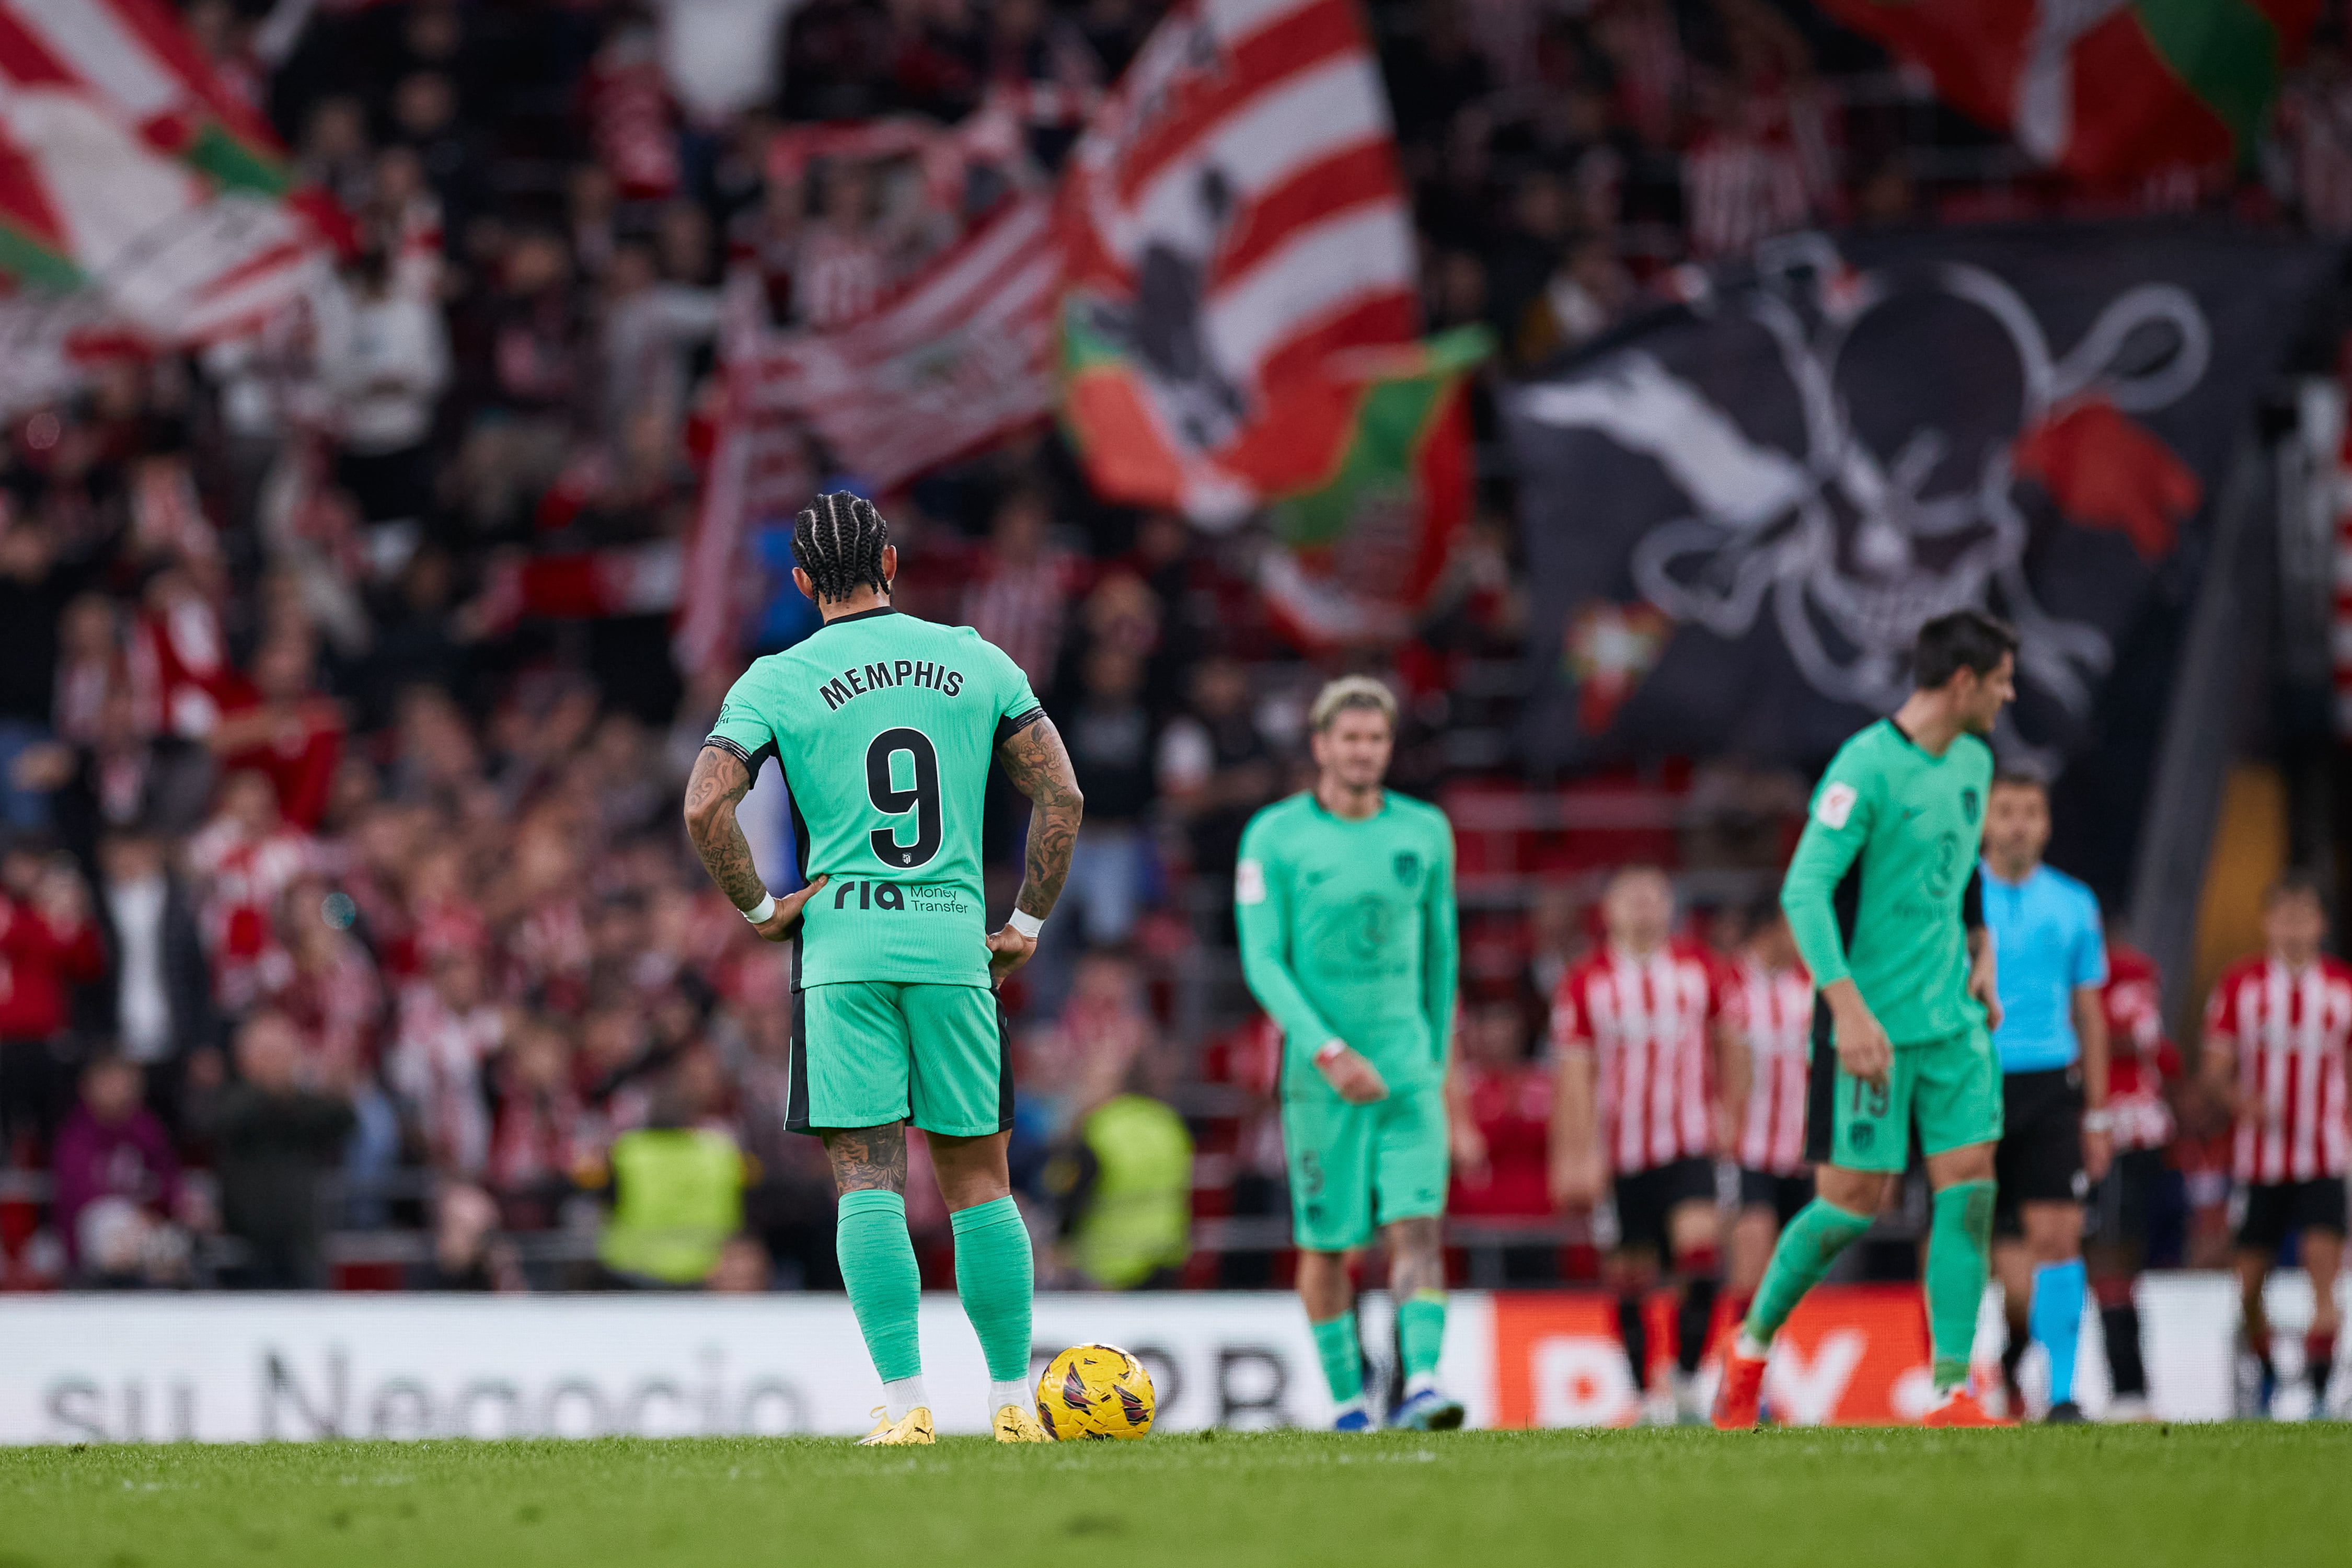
[674,196,1059,677]
[745,194,1060,489]
[673,274,810,682]
[1058,0,1420,521]
[0,0,331,395]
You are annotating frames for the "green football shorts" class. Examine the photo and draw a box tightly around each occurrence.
[1281,1074,1448,1252]
[788,981,1012,1138]
[1805,1024,2002,1173]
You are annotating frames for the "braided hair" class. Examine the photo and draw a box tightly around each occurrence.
[791,491,892,603]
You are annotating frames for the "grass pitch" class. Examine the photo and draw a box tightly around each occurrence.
[4,1424,2347,1568]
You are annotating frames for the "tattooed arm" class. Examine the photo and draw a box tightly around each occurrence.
[988,714,1083,982]
[683,743,827,941]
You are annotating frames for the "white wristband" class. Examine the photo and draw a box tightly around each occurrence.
[1313,1039,1347,1068]
[742,892,777,925]
[1007,909,1044,939]
[2081,1108,2114,1134]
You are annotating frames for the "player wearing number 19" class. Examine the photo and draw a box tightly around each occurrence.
[1713,608,2018,1431]
[684,492,1085,1447]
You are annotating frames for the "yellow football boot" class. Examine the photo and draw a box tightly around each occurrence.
[992,1403,1048,1443]
[857,1406,935,1445]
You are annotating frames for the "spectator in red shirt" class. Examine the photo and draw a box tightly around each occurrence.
[2090,932,2180,1420]
[209,632,345,831]
[51,1054,182,1279]
[1447,993,1558,1283]
[487,1014,590,1230]
[1449,994,1554,1217]
[186,769,319,1012]
[269,875,386,1086]
[0,841,106,1162]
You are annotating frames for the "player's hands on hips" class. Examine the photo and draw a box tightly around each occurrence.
[750,874,828,942]
[1831,998,1893,1090]
[2082,1124,2113,1183]
[1549,1149,1604,1210]
[1316,1043,1388,1104]
[986,923,1038,984]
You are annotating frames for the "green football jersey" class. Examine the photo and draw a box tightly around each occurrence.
[1233,791,1459,1086]
[705,608,1040,988]
[1781,718,1993,1046]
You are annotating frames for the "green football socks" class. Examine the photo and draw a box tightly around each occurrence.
[950,1195,1035,1384]
[1740,1198,1875,1346]
[837,1190,924,1383]
[1397,1292,1447,1383]
[1926,1180,1996,1392]
[1311,1311,1366,1405]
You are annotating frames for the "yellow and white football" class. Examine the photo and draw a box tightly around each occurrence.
[1035,1343,1156,1439]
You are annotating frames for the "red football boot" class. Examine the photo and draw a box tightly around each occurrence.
[1920,1388,2014,1428]
[1711,1344,1768,1430]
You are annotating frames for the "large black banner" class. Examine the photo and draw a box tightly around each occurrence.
[1511,225,2338,777]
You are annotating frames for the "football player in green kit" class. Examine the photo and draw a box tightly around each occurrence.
[1713,609,2017,1429]
[1235,676,1462,1431]
[683,492,1085,1447]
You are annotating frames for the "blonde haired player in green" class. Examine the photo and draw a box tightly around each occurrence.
[684,492,1084,1446]
[1713,608,2017,1429]
[1236,677,1462,1431]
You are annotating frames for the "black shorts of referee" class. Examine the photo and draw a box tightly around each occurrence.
[1993,1065,2088,1236]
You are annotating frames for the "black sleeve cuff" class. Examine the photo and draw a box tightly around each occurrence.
[994,706,1046,748]
[703,734,777,775]
[704,734,755,767]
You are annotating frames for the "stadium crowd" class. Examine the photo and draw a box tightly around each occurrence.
[2,0,2348,1298]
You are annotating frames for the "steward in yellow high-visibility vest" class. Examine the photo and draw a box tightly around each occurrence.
[1050,1093,1192,1290]
[597,1126,745,1286]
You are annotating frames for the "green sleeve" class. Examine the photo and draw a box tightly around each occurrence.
[1234,813,1342,1050]
[982,638,1043,734]
[1422,814,1459,1063]
[1780,755,1876,989]
[706,667,778,765]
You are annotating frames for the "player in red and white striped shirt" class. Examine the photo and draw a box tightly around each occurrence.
[2200,872,2352,1416]
[1550,867,1749,1422]
[1725,904,1814,1329]
[2086,936,2181,1419]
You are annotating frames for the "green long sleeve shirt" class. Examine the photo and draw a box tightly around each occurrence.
[1233,791,1459,1086]
[1780,718,1991,1047]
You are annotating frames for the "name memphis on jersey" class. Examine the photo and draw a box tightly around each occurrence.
[815,658,971,710]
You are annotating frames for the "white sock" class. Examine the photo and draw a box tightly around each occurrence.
[1735,1330,1771,1361]
[1404,1373,1438,1399]
[883,1375,929,1421]
[988,1378,1032,1415]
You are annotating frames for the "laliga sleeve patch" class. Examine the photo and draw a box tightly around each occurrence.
[1235,859,1267,906]
[1814,782,1858,829]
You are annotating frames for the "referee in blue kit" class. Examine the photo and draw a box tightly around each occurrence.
[1980,769,2111,1424]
